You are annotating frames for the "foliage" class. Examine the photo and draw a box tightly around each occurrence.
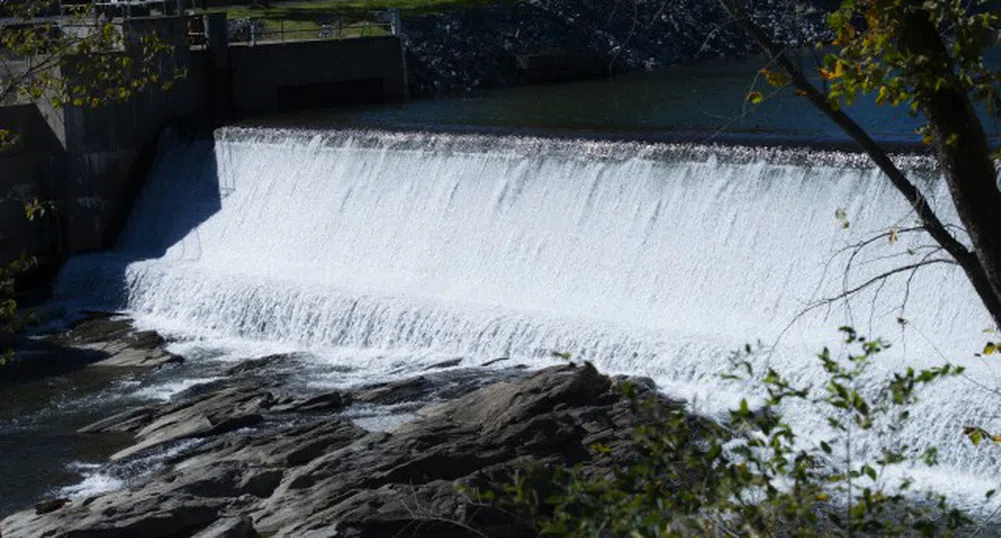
[0,254,37,366]
[736,0,1001,329]
[0,1,184,362]
[818,0,1001,145]
[1,3,184,109]
[481,329,972,537]
[752,0,1001,137]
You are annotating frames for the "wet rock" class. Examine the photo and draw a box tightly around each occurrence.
[192,515,258,538]
[3,364,678,538]
[108,386,275,460]
[480,357,510,367]
[58,314,179,369]
[5,313,180,382]
[275,391,349,413]
[78,405,159,434]
[224,354,300,377]
[423,358,463,371]
[34,498,70,515]
[352,376,431,405]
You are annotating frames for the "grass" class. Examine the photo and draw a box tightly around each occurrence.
[201,0,505,41]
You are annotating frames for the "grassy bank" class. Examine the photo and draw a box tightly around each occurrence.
[199,0,507,41]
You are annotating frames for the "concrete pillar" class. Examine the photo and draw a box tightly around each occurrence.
[204,12,231,113]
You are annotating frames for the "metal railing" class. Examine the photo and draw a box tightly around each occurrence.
[62,0,195,18]
[226,12,395,46]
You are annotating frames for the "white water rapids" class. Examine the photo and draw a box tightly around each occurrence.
[54,127,1001,506]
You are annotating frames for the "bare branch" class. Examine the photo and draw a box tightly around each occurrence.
[718,0,974,271]
[833,259,958,307]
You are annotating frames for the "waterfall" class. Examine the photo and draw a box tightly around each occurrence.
[54,127,1001,498]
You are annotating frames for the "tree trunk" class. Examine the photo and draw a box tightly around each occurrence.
[898,8,1001,328]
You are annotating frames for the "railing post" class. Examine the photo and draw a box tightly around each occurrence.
[281,19,285,44]
[386,8,402,36]
[250,21,256,46]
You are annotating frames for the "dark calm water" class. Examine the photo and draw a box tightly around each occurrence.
[252,52,1001,145]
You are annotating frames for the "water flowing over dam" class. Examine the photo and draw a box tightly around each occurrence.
[54,126,1001,501]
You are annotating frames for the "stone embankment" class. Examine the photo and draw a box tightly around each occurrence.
[403,0,836,94]
[1,360,682,537]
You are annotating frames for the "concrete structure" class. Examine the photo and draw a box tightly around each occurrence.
[228,37,407,112]
[0,105,65,263]
[0,13,408,266]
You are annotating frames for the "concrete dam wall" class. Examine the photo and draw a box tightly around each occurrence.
[0,14,407,266]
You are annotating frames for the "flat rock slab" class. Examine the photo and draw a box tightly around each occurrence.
[3,363,679,538]
[3,313,180,383]
[56,313,181,369]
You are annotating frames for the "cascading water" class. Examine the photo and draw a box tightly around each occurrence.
[54,126,1001,504]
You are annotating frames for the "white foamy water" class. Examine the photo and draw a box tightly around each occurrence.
[132,377,224,402]
[58,464,124,499]
[57,439,207,500]
[53,127,1001,502]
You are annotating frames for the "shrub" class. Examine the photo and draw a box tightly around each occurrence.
[482,327,971,537]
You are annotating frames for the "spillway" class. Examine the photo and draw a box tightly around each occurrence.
[54,127,1001,501]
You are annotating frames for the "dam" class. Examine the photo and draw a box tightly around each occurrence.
[49,125,1000,504]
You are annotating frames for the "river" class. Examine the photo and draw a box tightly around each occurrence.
[3,53,1000,520]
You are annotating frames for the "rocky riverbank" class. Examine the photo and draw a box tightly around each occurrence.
[1,359,681,537]
[403,0,836,95]
[3,311,182,382]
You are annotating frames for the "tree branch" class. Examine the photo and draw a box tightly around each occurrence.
[718,0,973,270]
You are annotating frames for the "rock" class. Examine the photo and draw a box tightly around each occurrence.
[34,498,70,515]
[352,376,431,406]
[58,313,180,369]
[251,363,658,537]
[275,391,349,413]
[2,492,223,538]
[224,354,300,377]
[423,358,463,371]
[480,357,510,367]
[349,367,527,408]
[402,0,833,96]
[174,419,367,469]
[78,405,159,434]
[3,364,680,538]
[192,516,258,538]
[110,386,275,460]
[4,313,179,382]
